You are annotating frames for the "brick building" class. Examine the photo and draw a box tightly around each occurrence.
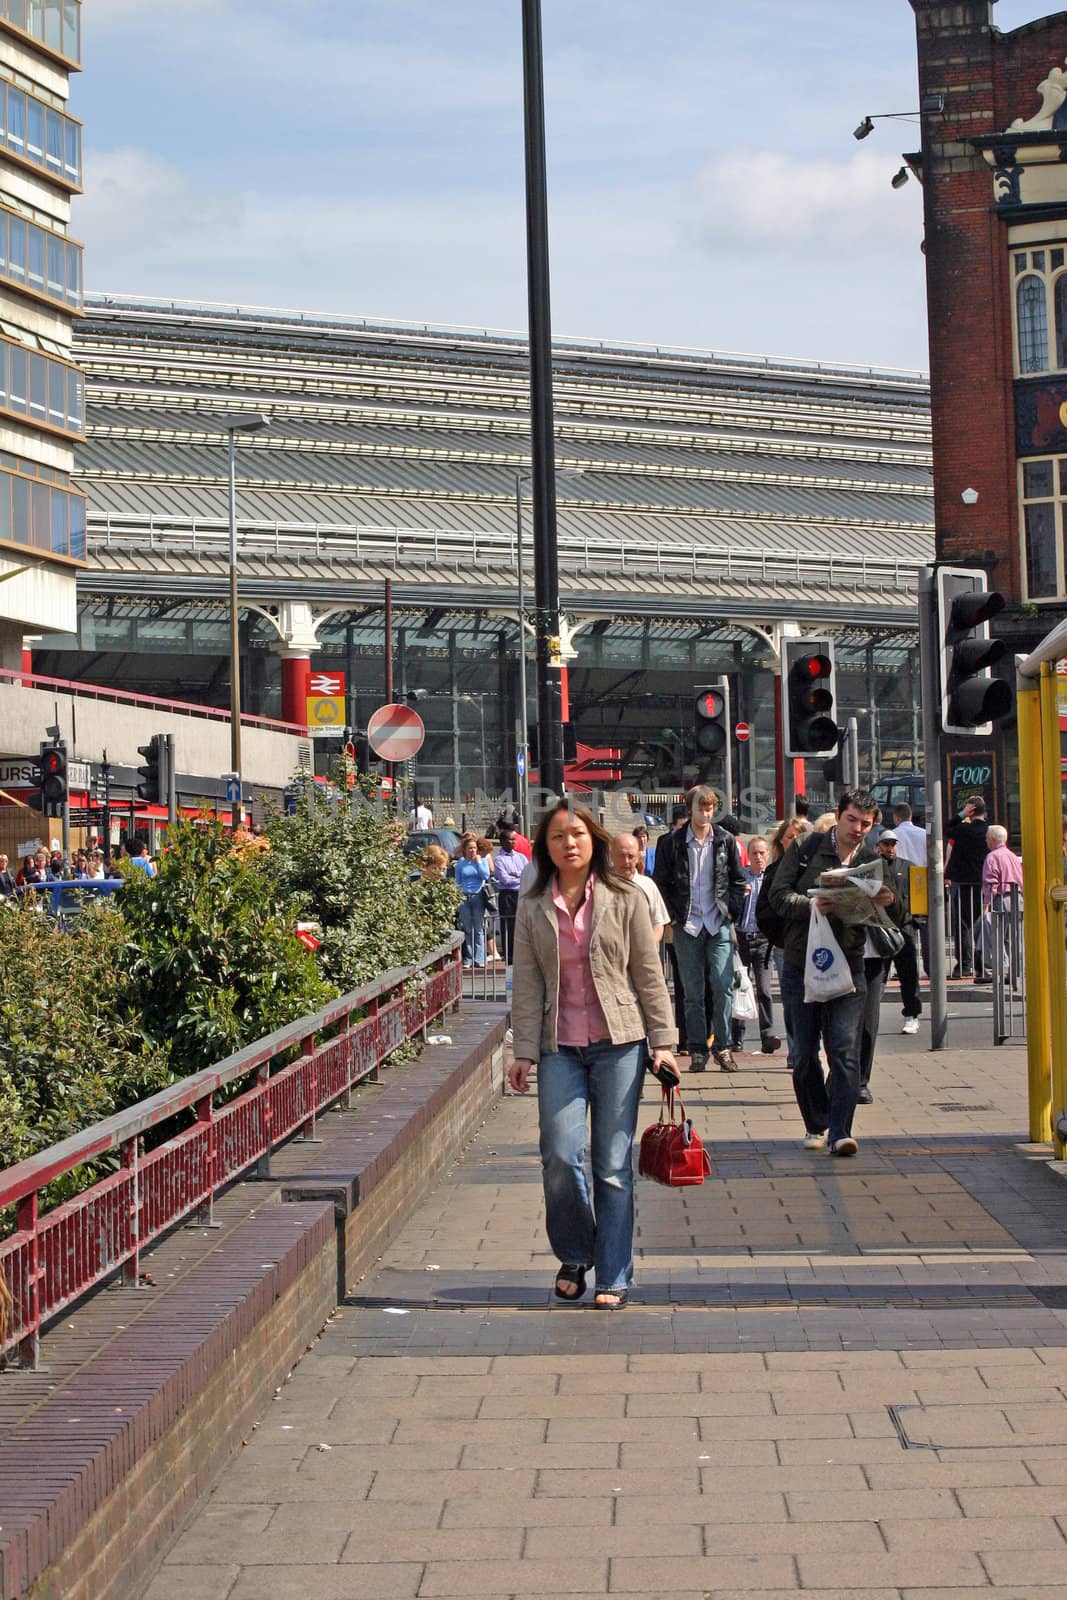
[910,0,1067,645]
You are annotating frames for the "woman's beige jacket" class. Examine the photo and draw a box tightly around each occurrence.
[510,875,676,1063]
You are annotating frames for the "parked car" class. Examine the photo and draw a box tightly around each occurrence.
[13,879,125,924]
[869,775,926,827]
[402,828,461,859]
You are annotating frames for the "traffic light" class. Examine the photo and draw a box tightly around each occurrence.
[136,733,166,804]
[783,638,838,756]
[936,567,1012,734]
[37,741,67,817]
[693,684,728,762]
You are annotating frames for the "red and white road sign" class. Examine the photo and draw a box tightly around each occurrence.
[309,671,345,697]
[735,722,751,743]
[367,702,425,761]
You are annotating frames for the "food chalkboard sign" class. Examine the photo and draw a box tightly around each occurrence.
[943,748,999,822]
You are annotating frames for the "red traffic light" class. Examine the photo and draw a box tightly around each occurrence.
[947,590,1004,640]
[792,653,832,683]
[695,689,725,720]
[40,748,64,778]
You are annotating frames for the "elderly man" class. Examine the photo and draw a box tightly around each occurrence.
[654,785,746,1073]
[611,832,670,941]
[982,824,1023,986]
[733,834,781,1055]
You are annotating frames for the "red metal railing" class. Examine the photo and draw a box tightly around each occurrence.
[0,935,462,1367]
[0,665,307,735]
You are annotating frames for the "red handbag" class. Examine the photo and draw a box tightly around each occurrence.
[638,1088,712,1187]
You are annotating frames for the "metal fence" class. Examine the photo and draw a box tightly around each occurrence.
[990,886,1026,1044]
[0,935,462,1368]
[459,909,510,1002]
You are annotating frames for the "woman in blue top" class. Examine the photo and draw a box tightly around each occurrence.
[454,832,491,968]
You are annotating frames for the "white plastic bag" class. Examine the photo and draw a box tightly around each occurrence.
[732,952,759,1022]
[804,905,855,1003]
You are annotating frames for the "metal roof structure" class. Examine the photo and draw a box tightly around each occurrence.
[72,295,934,630]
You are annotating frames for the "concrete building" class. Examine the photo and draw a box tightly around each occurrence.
[0,0,84,672]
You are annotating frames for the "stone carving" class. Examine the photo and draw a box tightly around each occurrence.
[1010,59,1067,132]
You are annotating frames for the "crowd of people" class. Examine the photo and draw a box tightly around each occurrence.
[0,836,158,898]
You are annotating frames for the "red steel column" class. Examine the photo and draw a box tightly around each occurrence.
[281,655,311,727]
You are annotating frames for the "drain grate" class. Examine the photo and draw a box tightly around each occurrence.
[934,1102,994,1112]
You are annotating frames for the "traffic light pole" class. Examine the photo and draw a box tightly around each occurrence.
[919,568,948,1049]
[718,674,733,815]
[165,733,177,825]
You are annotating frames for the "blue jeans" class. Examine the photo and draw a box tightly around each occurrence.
[459,894,485,964]
[536,1039,646,1293]
[672,923,734,1058]
[780,959,867,1143]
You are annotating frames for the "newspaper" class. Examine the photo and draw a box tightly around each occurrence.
[805,858,885,925]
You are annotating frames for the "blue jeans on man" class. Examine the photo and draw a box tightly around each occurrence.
[780,956,867,1143]
[536,1039,646,1294]
[672,923,734,1063]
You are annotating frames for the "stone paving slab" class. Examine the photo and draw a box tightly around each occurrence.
[141,1006,1067,1597]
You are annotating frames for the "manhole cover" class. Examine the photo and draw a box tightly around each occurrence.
[934,1103,994,1112]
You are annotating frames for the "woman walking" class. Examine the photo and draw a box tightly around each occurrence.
[507,801,676,1309]
[454,832,491,967]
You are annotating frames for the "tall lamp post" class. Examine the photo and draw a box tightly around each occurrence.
[221,412,268,826]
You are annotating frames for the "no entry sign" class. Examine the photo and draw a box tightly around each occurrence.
[368,702,426,761]
[735,722,751,743]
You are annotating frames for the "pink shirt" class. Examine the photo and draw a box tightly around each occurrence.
[982,845,1023,902]
[552,873,611,1048]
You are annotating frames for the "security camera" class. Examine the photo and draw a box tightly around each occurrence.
[891,167,910,189]
[854,117,874,141]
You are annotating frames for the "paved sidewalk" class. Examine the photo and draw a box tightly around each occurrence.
[144,1006,1067,1599]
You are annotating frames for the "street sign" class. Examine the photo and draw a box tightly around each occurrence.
[306,695,345,730]
[367,702,426,761]
[516,749,526,777]
[308,671,345,697]
[224,773,242,804]
[735,722,751,743]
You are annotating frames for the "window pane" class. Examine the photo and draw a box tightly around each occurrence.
[7,89,25,155]
[26,0,42,40]
[1055,276,1067,370]
[0,343,7,410]
[68,489,84,558]
[1026,501,1058,596]
[1024,459,1055,498]
[26,98,43,164]
[31,482,48,548]
[48,359,64,427]
[1054,248,1065,269]
[67,365,82,429]
[1034,250,1047,271]
[8,217,25,283]
[0,211,7,277]
[46,233,63,298]
[1015,252,1027,274]
[9,345,27,412]
[1018,275,1049,373]
[49,485,66,554]
[64,119,79,183]
[7,1,27,31]
[45,110,62,173]
[28,225,44,292]
[11,474,28,544]
[44,0,60,49]
[63,0,79,61]
[0,84,7,146]
[29,352,45,420]
[0,472,11,545]
[65,240,80,306]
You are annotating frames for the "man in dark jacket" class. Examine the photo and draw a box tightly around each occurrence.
[654,784,746,1073]
[768,788,900,1156]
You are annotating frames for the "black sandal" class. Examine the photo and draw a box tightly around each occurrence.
[594,1289,629,1310]
[554,1264,587,1301]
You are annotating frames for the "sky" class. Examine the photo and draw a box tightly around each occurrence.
[72,0,1055,374]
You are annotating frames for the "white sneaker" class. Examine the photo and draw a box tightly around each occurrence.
[802,1131,827,1150]
[829,1136,858,1158]
[901,1017,920,1035]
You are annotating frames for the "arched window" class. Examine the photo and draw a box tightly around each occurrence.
[1054,274,1067,369]
[1017,274,1049,373]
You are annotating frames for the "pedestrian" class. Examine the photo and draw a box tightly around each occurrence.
[417,843,451,882]
[495,806,532,859]
[734,834,781,1055]
[891,802,927,866]
[945,795,989,981]
[409,795,434,830]
[718,813,749,867]
[0,853,15,897]
[632,823,656,875]
[507,801,676,1309]
[981,824,1023,984]
[493,824,527,963]
[610,832,670,940]
[874,831,921,1038]
[656,803,692,1052]
[653,784,746,1073]
[128,838,157,877]
[454,832,490,968]
[769,787,900,1156]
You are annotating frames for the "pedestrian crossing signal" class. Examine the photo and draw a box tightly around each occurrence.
[783,638,838,757]
[694,686,727,757]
